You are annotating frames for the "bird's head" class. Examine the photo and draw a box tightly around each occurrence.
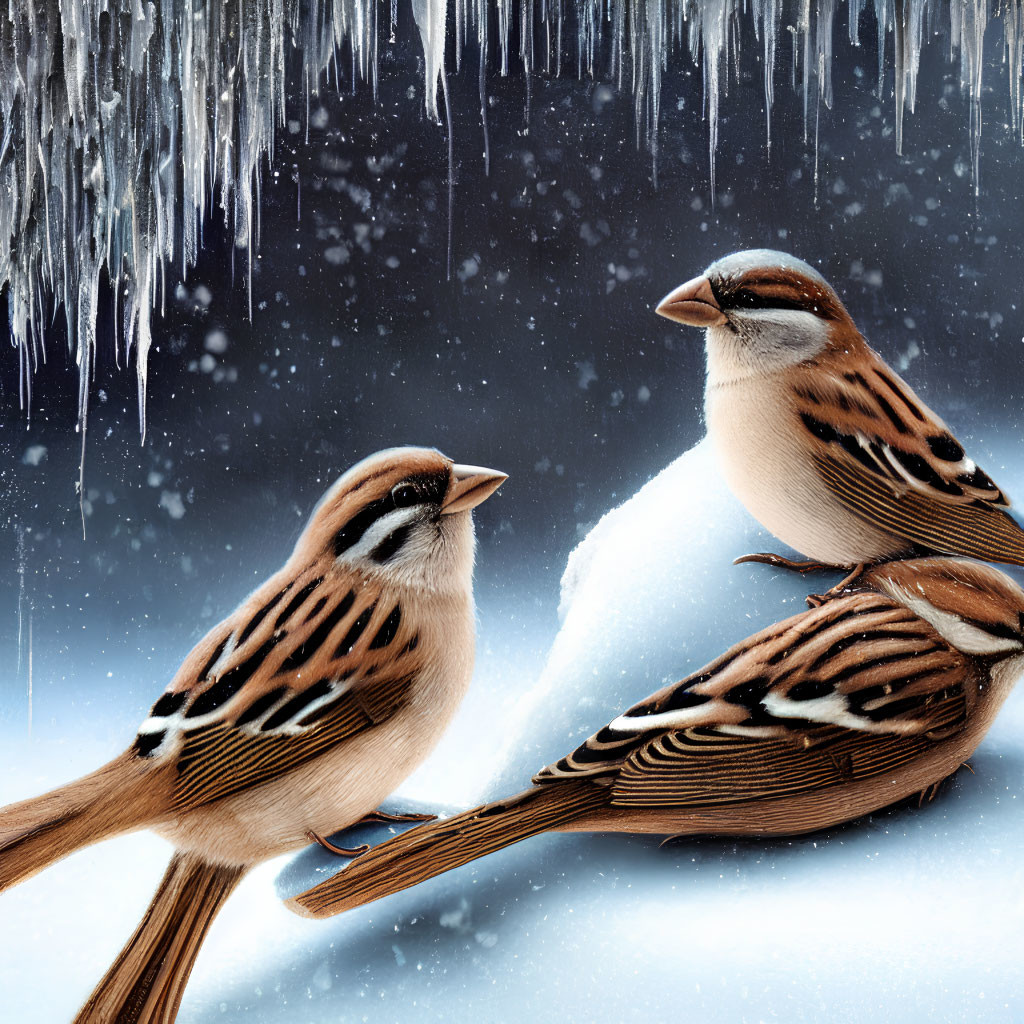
[655,249,858,384]
[863,557,1024,664]
[296,447,507,592]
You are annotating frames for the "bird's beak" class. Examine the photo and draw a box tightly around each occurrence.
[441,464,508,515]
[655,275,728,327]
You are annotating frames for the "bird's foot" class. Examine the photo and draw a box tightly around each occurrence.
[360,809,438,825]
[805,563,869,608]
[733,552,840,574]
[733,553,866,608]
[916,763,975,807]
[306,831,370,858]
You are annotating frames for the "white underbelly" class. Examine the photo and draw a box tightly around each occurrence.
[705,379,901,565]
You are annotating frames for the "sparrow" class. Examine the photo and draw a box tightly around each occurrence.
[0,447,505,1023]
[285,556,1024,918]
[654,250,1024,581]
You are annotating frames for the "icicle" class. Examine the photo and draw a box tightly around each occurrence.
[697,0,730,200]
[479,0,491,175]
[799,0,812,142]
[27,612,33,738]
[442,66,455,281]
[816,0,837,110]
[814,56,822,203]
[754,0,779,153]
[1006,0,1024,145]
[849,0,866,44]
[413,0,450,122]
[950,0,988,193]
[647,0,665,186]
[893,0,927,155]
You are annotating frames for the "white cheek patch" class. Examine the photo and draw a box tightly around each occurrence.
[883,583,1021,656]
[335,505,423,565]
[741,309,831,359]
[706,309,830,383]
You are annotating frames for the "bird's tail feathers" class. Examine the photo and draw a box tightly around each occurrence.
[0,750,155,893]
[288,781,606,918]
[74,852,245,1024]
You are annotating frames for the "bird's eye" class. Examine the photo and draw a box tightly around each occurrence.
[391,483,421,508]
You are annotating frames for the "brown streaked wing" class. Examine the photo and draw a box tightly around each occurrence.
[535,590,949,783]
[169,560,402,723]
[609,703,965,808]
[813,451,1024,566]
[166,572,423,811]
[539,589,973,805]
[171,670,417,810]
[532,614,786,783]
[610,632,971,807]
[793,354,1009,510]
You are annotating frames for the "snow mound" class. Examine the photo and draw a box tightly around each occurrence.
[490,436,816,790]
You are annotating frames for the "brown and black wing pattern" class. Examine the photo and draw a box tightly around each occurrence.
[134,560,424,812]
[609,707,965,808]
[170,669,416,810]
[536,589,972,808]
[813,451,1024,566]
[791,349,1024,563]
[795,351,1009,508]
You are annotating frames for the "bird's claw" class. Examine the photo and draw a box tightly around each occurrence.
[306,831,370,858]
[733,552,839,574]
[735,553,868,607]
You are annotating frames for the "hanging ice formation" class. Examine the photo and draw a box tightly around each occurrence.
[2,0,1023,447]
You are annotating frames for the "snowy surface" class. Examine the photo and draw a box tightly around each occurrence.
[4,439,1024,1021]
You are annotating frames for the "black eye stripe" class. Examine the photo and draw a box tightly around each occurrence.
[333,470,449,558]
[726,287,815,313]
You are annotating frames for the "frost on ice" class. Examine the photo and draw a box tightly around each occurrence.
[2,0,1024,437]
